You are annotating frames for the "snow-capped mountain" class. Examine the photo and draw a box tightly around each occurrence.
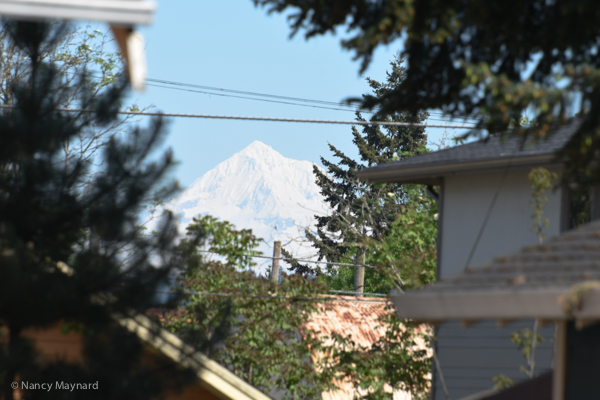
[167,141,329,269]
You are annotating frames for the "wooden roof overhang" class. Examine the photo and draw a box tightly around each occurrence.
[392,220,600,329]
[355,119,582,185]
[116,313,273,400]
[393,287,600,328]
[0,0,156,91]
[0,0,156,25]
[356,154,557,185]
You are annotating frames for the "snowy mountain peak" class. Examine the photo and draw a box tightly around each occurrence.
[168,141,328,264]
[237,140,280,159]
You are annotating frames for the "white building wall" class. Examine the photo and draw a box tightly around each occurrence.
[440,169,562,278]
[432,168,562,400]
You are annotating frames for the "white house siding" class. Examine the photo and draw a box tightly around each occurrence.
[440,169,562,278]
[432,169,561,400]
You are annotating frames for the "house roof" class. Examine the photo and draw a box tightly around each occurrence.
[305,296,390,347]
[303,296,425,400]
[0,0,156,25]
[115,312,272,400]
[356,119,582,185]
[392,220,600,325]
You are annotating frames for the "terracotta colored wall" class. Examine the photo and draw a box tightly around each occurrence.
[24,323,84,363]
[165,385,224,400]
[1,323,218,400]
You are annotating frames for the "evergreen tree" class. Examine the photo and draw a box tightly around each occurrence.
[0,21,194,400]
[255,0,600,188]
[285,56,432,293]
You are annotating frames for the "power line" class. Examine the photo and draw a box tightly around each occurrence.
[463,151,516,270]
[156,290,388,303]
[329,290,387,297]
[197,249,379,269]
[89,73,481,123]
[148,81,479,123]
[146,77,481,123]
[0,104,479,129]
[146,82,370,114]
[147,77,367,108]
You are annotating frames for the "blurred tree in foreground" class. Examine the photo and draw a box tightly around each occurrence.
[0,22,144,180]
[253,0,600,188]
[0,21,194,400]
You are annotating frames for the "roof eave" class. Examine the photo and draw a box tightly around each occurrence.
[116,314,272,400]
[0,0,157,26]
[391,287,600,324]
[357,154,558,184]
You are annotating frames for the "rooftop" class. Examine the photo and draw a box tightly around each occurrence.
[357,119,582,185]
[392,219,600,325]
[303,296,427,400]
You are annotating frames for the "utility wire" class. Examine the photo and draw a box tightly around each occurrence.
[0,104,479,129]
[156,290,388,303]
[147,78,358,108]
[329,290,387,297]
[463,151,516,270]
[89,73,480,123]
[148,81,477,123]
[146,77,481,123]
[196,249,379,269]
[146,82,371,114]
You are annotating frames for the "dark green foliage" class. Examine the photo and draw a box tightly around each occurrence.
[279,56,436,400]
[0,21,193,399]
[254,0,600,188]
[165,215,333,400]
[289,56,432,290]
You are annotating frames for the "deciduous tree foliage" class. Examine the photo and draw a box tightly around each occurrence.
[280,56,436,400]
[254,0,600,187]
[164,215,333,400]
[166,215,432,400]
[0,21,194,400]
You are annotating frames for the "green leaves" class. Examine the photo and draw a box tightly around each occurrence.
[528,168,558,244]
[167,216,332,400]
[319,307,432,400]
[254,0,600,189]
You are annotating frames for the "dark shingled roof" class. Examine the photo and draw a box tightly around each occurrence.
[391,220,600,322]
[422,219,600,294]
[357,118,582,184]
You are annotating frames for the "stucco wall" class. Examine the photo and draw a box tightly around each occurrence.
[440,169,562,278]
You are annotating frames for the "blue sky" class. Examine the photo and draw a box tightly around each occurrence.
[124,1,472,188]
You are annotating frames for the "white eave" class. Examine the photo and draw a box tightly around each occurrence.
[356,153,557,185]
[393,287,600,322]
[116,313,272,400]
[0,0,156,25]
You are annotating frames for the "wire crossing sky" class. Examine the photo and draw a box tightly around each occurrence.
[119,1,476,188]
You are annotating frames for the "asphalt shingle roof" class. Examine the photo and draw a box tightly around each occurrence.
[357,118,582,183]
[417,219,600,295]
